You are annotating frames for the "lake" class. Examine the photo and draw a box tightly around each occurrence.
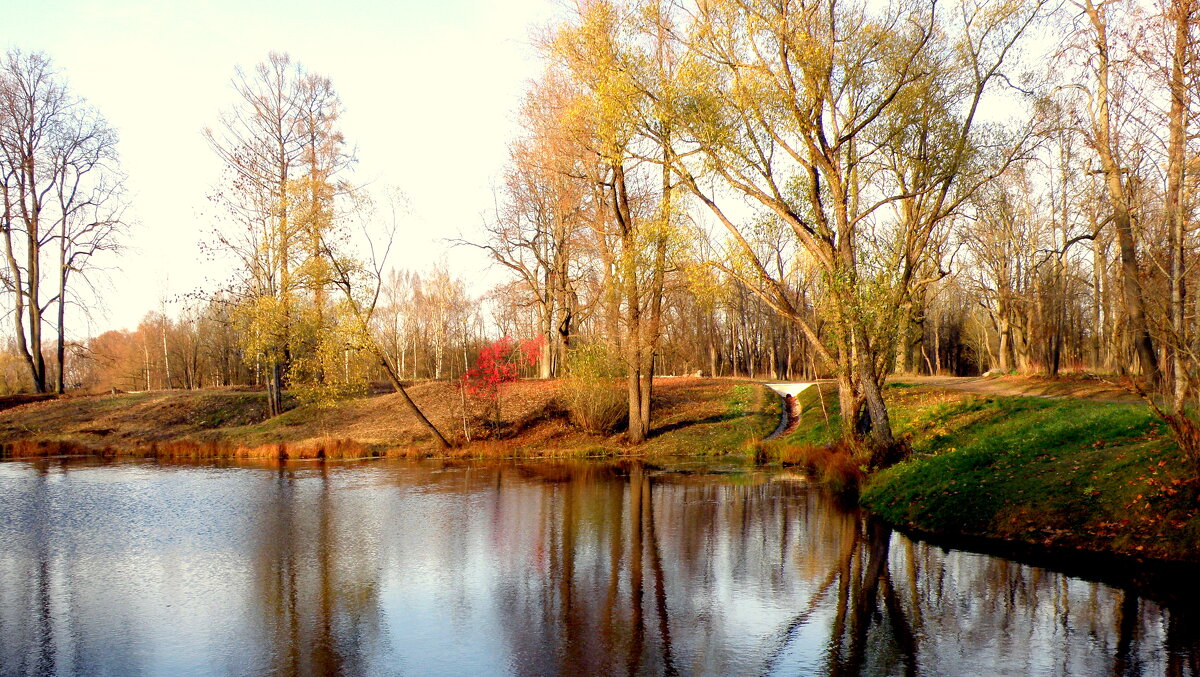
[1,458,1197,676]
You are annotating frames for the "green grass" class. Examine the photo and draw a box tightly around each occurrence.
[753,382,1200,560]
[644,383,778,457]
[860,393,1200,561]
[774,384,840,446]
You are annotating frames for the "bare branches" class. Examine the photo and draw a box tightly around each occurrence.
[0,49,127,393]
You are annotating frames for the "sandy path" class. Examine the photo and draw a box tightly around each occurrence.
[890,375,1140,403]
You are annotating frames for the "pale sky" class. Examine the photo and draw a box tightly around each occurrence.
[3,0,557,335]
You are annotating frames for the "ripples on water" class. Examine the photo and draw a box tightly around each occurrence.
[0,458,1197,676]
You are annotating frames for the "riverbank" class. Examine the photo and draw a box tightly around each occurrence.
[766,379,1200,563]
[0,378,778,460]
[6,374,1196,562]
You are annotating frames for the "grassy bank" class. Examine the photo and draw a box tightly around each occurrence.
[767,380,1200,562]
[0,378,778,461]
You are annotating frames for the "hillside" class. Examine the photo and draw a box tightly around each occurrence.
[0,378,778,460]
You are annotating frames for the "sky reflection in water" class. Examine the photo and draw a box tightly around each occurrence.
[0,458,1197,676]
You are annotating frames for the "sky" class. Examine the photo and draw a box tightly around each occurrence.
[3,0,558,335]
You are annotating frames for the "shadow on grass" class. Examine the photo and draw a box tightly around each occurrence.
[650,412,747,437]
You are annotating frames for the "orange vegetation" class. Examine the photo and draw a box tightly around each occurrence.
[1,437,387,461]
[771,439,866,496]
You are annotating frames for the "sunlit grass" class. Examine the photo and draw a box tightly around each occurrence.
[860,393,1200,560]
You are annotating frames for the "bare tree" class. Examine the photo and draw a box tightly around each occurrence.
[1080,0,1162,383]
[319,196,452,448]
[1160,0,1195,410]
[0,50,126,393]
[466,77,588,378]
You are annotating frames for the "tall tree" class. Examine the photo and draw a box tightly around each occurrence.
[550,0,678,443]
[469,72,588,378]
[317,202,453,448]
[204,52,350,416]
[654,0,1047,457]
[0,50,125,393]
[1080,0,1162,383]
[1161,0,1195,410]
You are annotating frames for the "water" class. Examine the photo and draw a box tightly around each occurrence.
[1,458,1197,676]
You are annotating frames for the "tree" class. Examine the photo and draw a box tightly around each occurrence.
[315,204,453,449]
[1159,0,1196,411]
[0,50,126,393]
[657,0,1045,458]
[674,0,913,450]
[468,73,589,378]
[549,0,680,443]
[204,52,351,416]
[1079,0,1162,383]
[462,335,542,433]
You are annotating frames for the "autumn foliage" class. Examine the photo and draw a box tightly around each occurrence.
[462,335,543,432]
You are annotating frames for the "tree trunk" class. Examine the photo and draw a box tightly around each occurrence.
[857,334,897,452]
[1085,0,1160,383]
[162,319,172,389]
[1166,0,1192,410]
[1092,212,1104,368]
[56,258,66,394]
[376,353,451,449]
[268,362,283,417]
[998,310,1012,372]
[707,328,718,377]
[896,312,912,374]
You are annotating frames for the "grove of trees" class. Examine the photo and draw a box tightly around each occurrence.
[2,0,1198,460]
[476,0,1200,459]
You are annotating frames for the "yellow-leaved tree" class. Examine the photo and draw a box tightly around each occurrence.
[204,52,350,417]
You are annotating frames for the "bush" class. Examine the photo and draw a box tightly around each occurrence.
[462,335,542,434]
[561,344,626,434]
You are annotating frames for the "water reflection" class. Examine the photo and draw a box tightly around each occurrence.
[0,458,1197,676]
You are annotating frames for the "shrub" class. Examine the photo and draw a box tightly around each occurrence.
[561,343,626,434]
[462,335,542,434]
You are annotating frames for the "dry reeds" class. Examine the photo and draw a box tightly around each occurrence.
[1,437,393,462]
[4,434,624,465]
[1,439,95,458]
[770,439,866,496]
[0,435,623,464]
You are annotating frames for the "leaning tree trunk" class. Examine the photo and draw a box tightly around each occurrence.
[375,351,451,449]
[1086,0,1160,383]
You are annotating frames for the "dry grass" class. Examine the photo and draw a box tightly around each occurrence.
[0,377,775,461]
[0,437,400,461]
[765,438,866,496]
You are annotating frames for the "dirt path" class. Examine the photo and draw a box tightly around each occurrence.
[892,375,1141,403]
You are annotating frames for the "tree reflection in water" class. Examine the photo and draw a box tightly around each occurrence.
[0,458,1198,676]
[484,462,1200,676]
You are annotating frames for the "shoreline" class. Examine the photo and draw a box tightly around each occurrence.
[3,377,1197,567]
